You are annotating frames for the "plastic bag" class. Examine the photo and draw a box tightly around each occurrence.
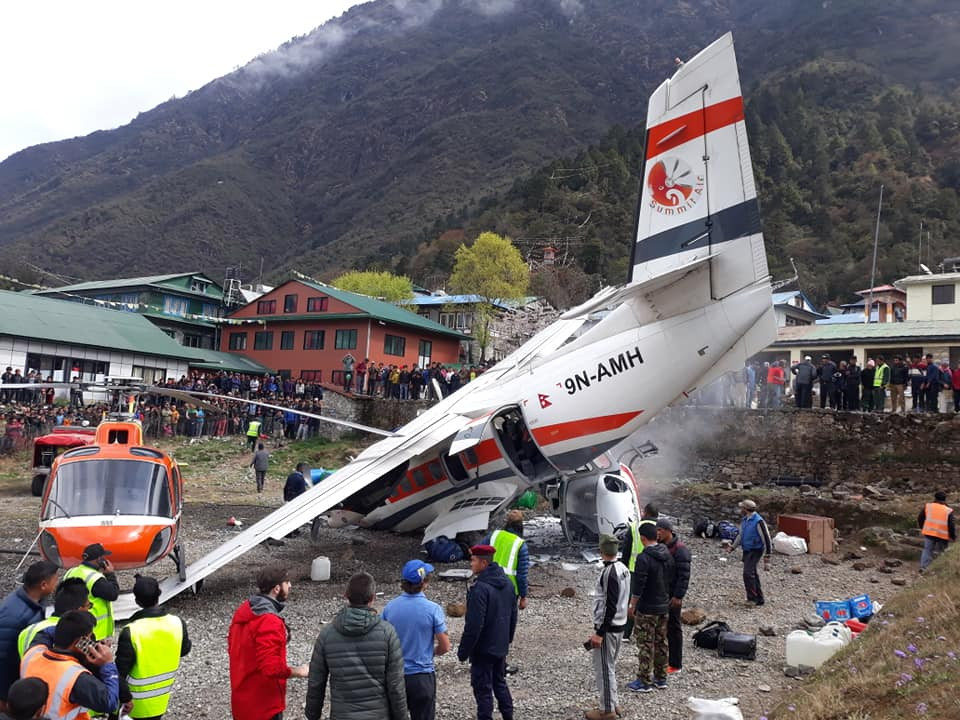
[686,696,744,720]
[773,531,808,556]
[514,489,537,509]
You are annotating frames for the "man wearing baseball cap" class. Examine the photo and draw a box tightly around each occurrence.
[726,500,772,606]
[458,545,517,720]
[382,560,450,720]
[62,544,119,641]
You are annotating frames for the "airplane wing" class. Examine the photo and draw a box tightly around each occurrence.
[422,506,494,544]
[148,409,475,609]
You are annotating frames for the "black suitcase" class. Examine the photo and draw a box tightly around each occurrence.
[717,631,757,660]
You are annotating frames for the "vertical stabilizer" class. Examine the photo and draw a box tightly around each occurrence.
[629,33,768,298]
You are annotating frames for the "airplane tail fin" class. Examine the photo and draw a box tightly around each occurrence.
[629,33,768,299]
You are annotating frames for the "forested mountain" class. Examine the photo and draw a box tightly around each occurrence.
[0,0,957,307]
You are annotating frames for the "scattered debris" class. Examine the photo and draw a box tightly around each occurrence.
[438,569,472,581]
[227,516,242,527]
[757,683,772,692]
[681,607,708,625]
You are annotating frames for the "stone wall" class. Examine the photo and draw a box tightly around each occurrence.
[319,389,425,439]
[639,406,960,494]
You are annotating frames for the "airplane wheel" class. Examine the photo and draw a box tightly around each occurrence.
[30,475,45,497]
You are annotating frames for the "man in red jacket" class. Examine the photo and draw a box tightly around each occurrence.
[228,566,308,720]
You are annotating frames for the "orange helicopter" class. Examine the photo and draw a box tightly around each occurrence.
[36,393,187,580]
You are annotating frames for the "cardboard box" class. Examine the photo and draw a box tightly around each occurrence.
[776,514,836,554]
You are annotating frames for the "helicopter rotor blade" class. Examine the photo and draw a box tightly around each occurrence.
[138,387,224,414]
[145,388,396,437]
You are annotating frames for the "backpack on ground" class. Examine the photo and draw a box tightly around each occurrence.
[424,535,464,563]
[692,620,731,650]
[716,521,739,541]
[693,518,717,539]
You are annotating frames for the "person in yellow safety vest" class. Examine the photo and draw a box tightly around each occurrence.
[918,490,955,572]
[62,544,119,643]
[872,355,890,413]
[20,610,120,719]
[621,503,659,573]
[116,576,191,720]
[18,579,91,659]
[246,415,263,452]
[483,511,529,610]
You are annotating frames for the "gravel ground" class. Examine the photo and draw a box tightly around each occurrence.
[0,483,914,720]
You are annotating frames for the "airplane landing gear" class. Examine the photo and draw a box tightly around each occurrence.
[172,544,187,582]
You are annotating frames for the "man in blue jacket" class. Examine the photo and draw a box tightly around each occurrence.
[457,545,517,720]
[0,560,58,709]
[727,499,772,606]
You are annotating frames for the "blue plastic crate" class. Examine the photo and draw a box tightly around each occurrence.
[847,594,872,619]
[815,600,852,622]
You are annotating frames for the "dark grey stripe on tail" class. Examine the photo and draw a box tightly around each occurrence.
[633,198,761,264]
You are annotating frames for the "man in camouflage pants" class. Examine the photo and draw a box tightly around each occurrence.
[627,523,673,693]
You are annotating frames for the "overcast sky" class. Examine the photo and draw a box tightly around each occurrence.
[0,0,360,161]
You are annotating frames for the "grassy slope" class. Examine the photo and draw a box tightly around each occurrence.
[771,545,960,720]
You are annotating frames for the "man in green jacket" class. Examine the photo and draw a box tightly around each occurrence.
[305,572,408,720]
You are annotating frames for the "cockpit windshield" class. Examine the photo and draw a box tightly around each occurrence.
[43,459,172,519]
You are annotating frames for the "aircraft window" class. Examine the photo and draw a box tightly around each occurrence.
[62,447,100,458]
[129,447,163,458]
[43,460,172,519]
[428,461,443,480]
[398,477,412,495]
[464,448,478,465]
[107,430,129,444]
[603,475,628,493]
[412,469,426,488]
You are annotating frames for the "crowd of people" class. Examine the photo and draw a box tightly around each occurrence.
[714,352,960,413]
[338,355,488,400]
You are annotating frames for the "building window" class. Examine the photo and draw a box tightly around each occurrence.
[932,284,955,305]
[228,332,247,350]
[307,296,329,312]
[335,329,357,349]
[439,311,472,330]
[254,331,273,350]
[189,278,208,294]
[183,334,203,348]
[257,299,277,314]
[303,330,325,350]
[280,331,295,350]
[132,365,166,384]
[384,334,406,356]
[283,294,298,313]
[300,370,323,382]
[418,339,432,367]
[163,296,189,316]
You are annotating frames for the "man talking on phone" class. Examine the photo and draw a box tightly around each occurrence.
[20,610,120,718]
[62,545,120,642]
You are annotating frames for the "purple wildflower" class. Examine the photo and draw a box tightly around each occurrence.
[894,649,907,658]
[914,657,925,670]
[788,706,796,713]
[917,617,925,623]
[917,703,928,715]
[907,644,918,653]
[948,651,957,660]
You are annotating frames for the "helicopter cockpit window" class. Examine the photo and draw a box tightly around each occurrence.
[43,460,172,519]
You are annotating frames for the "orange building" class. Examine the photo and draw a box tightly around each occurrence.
[220,279,464,382]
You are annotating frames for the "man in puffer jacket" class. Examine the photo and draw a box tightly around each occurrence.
[626,524,674,693]
[305,572,408,720]
[228,566,308,720]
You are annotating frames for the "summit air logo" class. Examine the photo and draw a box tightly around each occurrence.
[647,157,704,215]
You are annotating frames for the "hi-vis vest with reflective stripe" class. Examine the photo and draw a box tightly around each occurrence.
[874,364,889,387]
[922,502,953,541]
[626,520,657,572]
[63,565,114,640]
[127,614,184,719]
[246,420,262,437]
[21,647,91,720]
[18,616,57,657]
[490,530,524,595]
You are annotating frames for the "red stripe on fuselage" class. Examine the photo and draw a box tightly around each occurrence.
[531,411,642,447]
[646,96,744,159]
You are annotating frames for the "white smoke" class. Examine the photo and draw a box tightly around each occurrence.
[228,0,583,86]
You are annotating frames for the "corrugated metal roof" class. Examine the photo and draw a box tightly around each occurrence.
[296,280,465,339]
[188,351,274,374]
[0,290,202,359]
[772,320,960,345]
[35,272,223,300]
[404,294,512,311]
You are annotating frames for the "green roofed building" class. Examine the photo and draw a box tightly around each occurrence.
[34,272,225,350]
